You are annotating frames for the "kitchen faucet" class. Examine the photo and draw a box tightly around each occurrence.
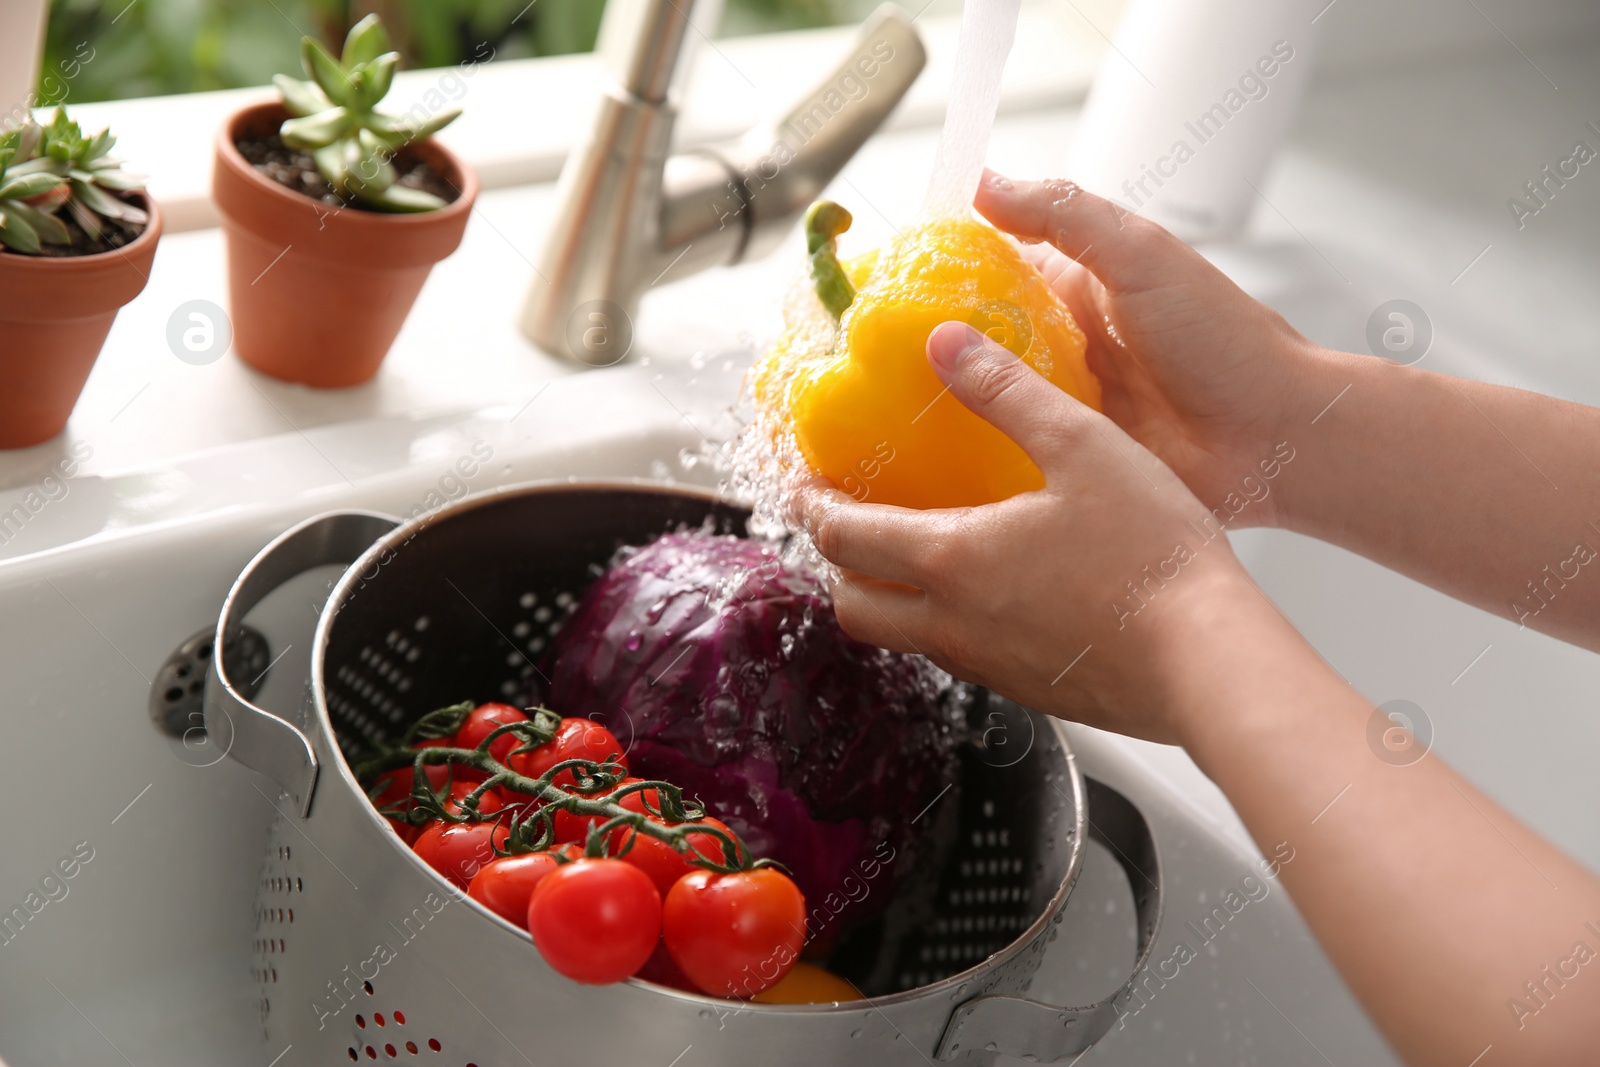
[519,0,926,365]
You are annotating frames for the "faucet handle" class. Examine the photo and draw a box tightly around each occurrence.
[520,3,925,365]
[664,4,928,274]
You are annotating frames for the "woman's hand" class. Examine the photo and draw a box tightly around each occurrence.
[975,170,1323,528]
[802,319,1258,745]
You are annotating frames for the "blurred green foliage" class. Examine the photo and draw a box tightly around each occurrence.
[38,0,876,105]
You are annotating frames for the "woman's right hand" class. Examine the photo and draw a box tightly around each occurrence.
[975,170,1325,528]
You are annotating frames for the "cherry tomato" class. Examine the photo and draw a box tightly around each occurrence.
[443,781,508,817]
[453,702,530,765]
[551,777,651,844]
[372,759,451,811]
[613,782,667,818]
[496,788,540,816]
[419,733,498,784]
[373,744,457,842]
[613,816,736,897]
[467,852,561,925]
[636,938,698,993]
[562,780,673,843]
[511,717,628,788]
[663,869,806,998]
[750,962,864,1004]
[526,858,661,984]
[413,819,510,889]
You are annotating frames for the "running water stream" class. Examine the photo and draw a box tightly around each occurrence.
[714,0,1024,550]
[922,0,1023,218]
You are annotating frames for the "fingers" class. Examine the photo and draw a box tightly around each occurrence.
[829,572,930,655]
[974,170,1184,294]
[926,321,1090,480]
[801,486,949,589]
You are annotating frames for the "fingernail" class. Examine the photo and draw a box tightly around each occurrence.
[981,168,1014,191]
[927,321,985,375]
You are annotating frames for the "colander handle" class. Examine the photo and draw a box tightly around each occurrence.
[204,510,401,818]
[934,777,1162,1062]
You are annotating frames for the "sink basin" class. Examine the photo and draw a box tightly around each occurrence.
[0,359,1398,1066]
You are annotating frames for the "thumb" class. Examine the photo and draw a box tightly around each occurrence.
[926,321,1084,480]
[974,170,1190,295]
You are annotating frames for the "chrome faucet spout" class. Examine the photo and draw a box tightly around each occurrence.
[520,2,926,365]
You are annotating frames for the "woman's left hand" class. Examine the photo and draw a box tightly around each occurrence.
[801,320,1257,744]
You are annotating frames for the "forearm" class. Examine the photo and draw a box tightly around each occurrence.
[1274,348,1600,650]
[1159,580,1600,1067]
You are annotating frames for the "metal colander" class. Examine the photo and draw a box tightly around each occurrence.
[203,481,1161,1065]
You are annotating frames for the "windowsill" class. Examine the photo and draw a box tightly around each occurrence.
[52,4,1116,233]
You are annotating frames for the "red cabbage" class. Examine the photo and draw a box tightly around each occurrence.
[547,530,963,948]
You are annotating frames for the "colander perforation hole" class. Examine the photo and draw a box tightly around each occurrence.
[348,984,437,1059]
[330,686,385,745]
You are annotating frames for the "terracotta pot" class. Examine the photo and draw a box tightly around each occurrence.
[0,196,162,449]
[212,102,478,388]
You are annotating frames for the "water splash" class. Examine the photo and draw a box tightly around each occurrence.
[692,270,841,578]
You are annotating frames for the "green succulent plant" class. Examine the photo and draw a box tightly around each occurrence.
[274,14,461,213]
[0,109,148,254]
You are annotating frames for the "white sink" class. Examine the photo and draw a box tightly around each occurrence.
[0,364,1398,1066]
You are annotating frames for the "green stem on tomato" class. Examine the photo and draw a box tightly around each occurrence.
[358,719,756,875]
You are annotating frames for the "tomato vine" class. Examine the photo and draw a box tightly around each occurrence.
[353,701,776,877]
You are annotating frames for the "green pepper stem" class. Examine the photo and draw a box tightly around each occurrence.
[805,200,856,323]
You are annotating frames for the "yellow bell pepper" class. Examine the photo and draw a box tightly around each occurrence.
[749,962,865,1004]
[756,202,1100,511]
